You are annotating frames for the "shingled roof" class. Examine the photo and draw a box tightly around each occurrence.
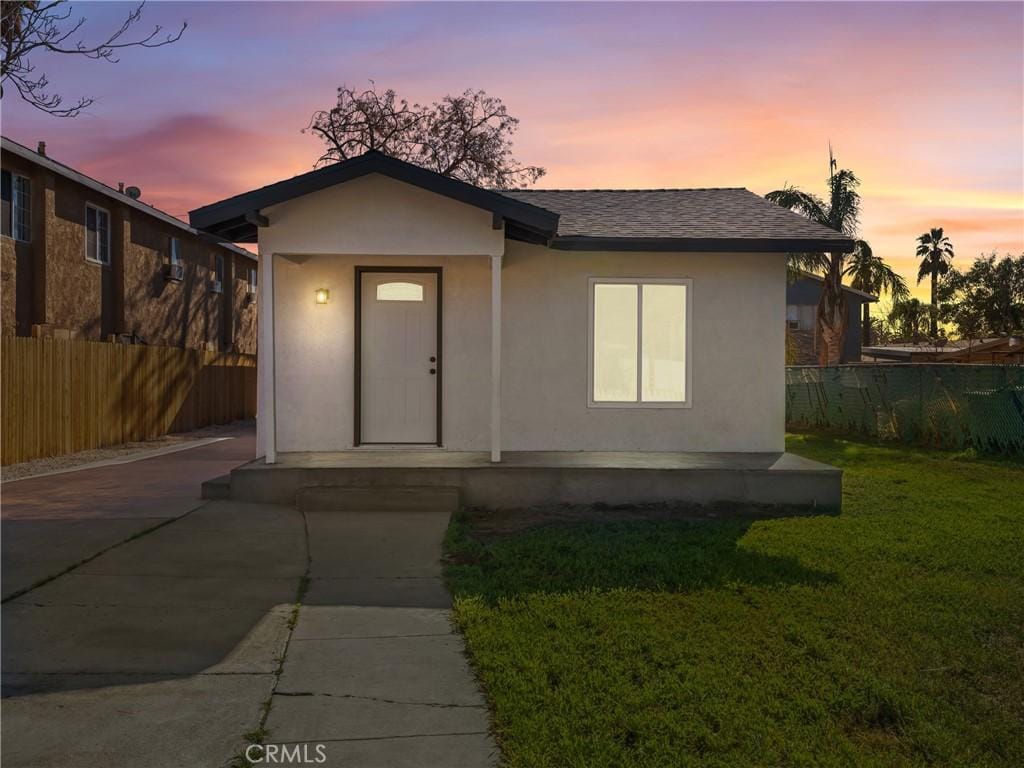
[190,151,854,252]
[502,188,854,251]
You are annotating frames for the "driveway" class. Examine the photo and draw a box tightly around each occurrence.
[1,427,256,600]
[1,430,496,767]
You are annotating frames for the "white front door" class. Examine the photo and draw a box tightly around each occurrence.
[359,271,439,444]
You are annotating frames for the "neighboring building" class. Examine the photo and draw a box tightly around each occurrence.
[863,337,1024,364]
[1,136,257,353]
[190,150,851,512]
[786,272,876,364]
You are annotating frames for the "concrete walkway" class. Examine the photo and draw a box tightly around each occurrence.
[1,427,256,600]
[2,500,304,768]
[2,436,497,767]
[264,510,497,767]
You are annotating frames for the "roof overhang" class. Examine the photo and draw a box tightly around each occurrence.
[791,268,878,301]
[189,151,560,243]
[550,235,858,254]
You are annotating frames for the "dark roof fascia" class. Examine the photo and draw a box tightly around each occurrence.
[505,219,553,246]
[549,236,858,253]
[189,151,560,239]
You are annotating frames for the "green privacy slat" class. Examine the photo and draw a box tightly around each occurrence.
[786,365,1024,454]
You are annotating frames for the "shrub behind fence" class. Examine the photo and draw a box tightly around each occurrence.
[1,336,257,465]
[786,364,1024,454]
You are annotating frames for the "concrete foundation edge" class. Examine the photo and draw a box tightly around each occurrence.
[227,465,842,511]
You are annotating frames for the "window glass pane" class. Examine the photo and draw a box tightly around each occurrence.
[1,170,12,237]
[86,207,97,260]
[593,283,638,402]
[799,305,815,331]
[641,283,686,402]
[170,238,180,265]
[13,176,30,241]
[376,281,424,302]
[98,210,109,263]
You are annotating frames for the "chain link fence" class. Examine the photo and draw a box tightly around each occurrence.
[786,364,1024,454]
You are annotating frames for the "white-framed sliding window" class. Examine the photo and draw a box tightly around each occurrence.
[588,277,692,408]
[84,203,110,264]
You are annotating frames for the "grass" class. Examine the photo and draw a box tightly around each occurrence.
[444,434,1024,767]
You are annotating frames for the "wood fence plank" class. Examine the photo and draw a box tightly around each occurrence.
[1,338,256,465]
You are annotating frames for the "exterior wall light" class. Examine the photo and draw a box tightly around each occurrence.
[315,288,330,305]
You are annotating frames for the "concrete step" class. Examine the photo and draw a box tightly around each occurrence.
[295,485,460,513]
[201,474,232,500]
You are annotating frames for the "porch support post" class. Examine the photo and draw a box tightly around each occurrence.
[490,253,502,462]
[259,251,277,464]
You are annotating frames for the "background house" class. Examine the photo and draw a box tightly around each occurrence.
[1,137,257,352]
[787,272,876,364]
[862,337,1024,364]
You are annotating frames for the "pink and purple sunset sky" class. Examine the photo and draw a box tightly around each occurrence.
[4,1,1022,298]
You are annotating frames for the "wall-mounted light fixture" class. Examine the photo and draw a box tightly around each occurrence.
[314,288,330,305]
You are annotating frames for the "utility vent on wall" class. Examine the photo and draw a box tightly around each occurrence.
[164,263,184,282]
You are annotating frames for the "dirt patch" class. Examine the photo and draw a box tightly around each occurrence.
[1,420,255,482]
[461,500,818,539]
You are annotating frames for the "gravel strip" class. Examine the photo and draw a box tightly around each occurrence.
[1,421,255,482]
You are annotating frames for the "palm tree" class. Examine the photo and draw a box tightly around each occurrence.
[915,227,955,337]
[888,298,928,343]
[843,242,909,346]
[766,149,865,365]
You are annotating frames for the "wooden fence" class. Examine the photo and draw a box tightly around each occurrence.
[1,337,257,465]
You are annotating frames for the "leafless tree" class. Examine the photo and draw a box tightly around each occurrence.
[306,83,545,188]
[1,1,186,117]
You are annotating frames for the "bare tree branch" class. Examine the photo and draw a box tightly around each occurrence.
[2,1,186,117]
[304,83,545,188]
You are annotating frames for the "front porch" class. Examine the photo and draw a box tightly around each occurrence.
[213,450,842,510]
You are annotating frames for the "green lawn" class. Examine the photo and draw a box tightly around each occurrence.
[444,434,1023,767]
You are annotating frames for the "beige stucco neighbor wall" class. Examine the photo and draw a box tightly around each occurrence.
[501,242,786,452]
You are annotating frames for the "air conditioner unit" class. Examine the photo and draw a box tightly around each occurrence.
[246,287,257,303]
[163,263,184,281]
[209,279,223,294]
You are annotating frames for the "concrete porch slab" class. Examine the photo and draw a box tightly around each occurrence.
[227,450,842,510]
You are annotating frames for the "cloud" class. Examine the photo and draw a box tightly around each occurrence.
[55,113,321,218]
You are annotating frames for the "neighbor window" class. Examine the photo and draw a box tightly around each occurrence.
[169,237,182,266]
[248,264,258,294]
[1,170,31,242]
[376,281,424,302]
[210,253,225,292]
[590,278,690,406]
[787,304,800,330]
[787,304,815,331]
[85,204,110,264]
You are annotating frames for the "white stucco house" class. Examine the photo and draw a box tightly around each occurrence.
[190,152,849,509]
